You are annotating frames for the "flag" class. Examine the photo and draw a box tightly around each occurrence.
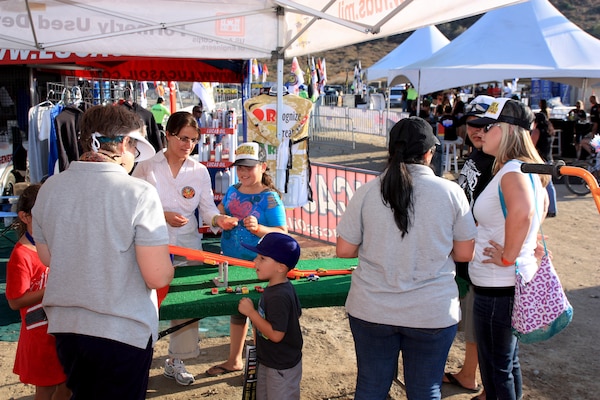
[309,57,319,102]
[261,63,269,83]
[317,58,327,94]
[251,59,259,81]
[353,61,363,95]
[287,56,304,95]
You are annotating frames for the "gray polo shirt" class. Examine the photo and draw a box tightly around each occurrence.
[338,164,476,329]
[33,161,169,349]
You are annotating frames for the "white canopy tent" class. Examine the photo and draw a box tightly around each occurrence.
[0,0,523,198]
[0,0,523,131]
[366,26,449,82]
[0,0,521,60]
[388,0,600,96]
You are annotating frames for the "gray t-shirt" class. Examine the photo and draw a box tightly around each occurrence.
[33,161,169,349]
[337,164,476,328]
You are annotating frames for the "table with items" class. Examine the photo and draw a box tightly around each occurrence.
[159,256,357,321]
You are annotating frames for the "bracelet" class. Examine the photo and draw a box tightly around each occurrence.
[211,214,221,227]
[501,256,515,266]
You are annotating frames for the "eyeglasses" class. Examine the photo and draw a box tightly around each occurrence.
[483,123,502,133]
[466,122,484,130]
[171,134,199,145]
[126,137,141,159]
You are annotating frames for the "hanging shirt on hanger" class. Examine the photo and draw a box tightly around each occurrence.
[27,102,53,183]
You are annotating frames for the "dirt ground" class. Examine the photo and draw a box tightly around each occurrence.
[1,133,599,399]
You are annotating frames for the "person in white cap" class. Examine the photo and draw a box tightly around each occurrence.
[469,98,549,400]
[32,105,174,399]
[206,142,288,378]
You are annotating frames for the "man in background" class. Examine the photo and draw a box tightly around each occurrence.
[151,97,170,131]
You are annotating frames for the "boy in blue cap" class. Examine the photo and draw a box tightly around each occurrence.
[238,232,303,400]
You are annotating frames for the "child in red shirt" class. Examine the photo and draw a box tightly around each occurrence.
[5,184,70,400]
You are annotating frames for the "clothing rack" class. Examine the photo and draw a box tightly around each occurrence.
[46,78,143,106]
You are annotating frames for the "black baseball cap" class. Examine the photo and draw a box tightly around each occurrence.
[389,117,440,157]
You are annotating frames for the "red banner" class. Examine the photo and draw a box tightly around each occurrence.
[285,162,378,244]
[0,49,242,82]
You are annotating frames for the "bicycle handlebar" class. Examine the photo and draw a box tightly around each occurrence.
[521,161,600,214]
[520,160,565,178]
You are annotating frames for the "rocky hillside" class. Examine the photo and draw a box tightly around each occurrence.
[267,0,600,85]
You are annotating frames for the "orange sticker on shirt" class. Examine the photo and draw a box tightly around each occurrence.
[181,186,195,199]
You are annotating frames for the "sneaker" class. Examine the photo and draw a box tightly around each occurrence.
[164,358,195,386]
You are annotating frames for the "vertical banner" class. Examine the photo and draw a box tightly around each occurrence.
[242,344,258,400]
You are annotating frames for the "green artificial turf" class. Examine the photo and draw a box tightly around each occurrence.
[159,257,357,321]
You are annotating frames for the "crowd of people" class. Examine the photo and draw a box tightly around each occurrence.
[5,93,590,399]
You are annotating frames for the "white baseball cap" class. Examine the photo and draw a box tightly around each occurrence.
[233,142,266,166]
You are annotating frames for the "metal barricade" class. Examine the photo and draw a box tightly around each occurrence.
[286,162,379,244]
[309,114,356,149]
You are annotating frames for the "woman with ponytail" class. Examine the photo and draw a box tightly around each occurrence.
[336,117,477,400]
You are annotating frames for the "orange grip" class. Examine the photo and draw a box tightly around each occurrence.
[286,268,354,279]
[168,245,255,268]
[559,165,600,214]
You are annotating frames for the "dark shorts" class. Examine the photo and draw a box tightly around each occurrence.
[54,333,153,400]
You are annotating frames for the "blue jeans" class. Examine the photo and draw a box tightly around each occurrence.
[546,179,557,214]
[473,292,522,400]
[348,314,457,400]
[432,143,443,177]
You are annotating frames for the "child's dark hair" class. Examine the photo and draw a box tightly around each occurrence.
[261,169,281,197]
[16,184,41,238]
[254,142,281,197]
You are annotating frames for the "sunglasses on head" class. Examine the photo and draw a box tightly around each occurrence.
[465,102,490,115]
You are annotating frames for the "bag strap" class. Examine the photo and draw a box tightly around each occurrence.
[498,168,548,255]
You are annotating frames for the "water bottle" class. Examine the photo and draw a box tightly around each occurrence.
[222,169,231,193]
[92,81,100,104]
[102,80,110,102]
[215,143,222,162]
[221,134,229,157]
[214,171,223,194]
[227,110,235,128]
[201,143,210,162]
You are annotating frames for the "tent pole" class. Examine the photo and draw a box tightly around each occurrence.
[24,0,40,49]
[582,78,588,110]
[242,61,251,143]
[275,6,287,194]
[168,81,177,113]
[416,69,422,116]
[277,58,284,142]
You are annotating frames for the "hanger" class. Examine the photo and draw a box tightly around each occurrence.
[36,90,54,107]
[71,86,83,106]
[59,87,70,105]
[269,86,289,96]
